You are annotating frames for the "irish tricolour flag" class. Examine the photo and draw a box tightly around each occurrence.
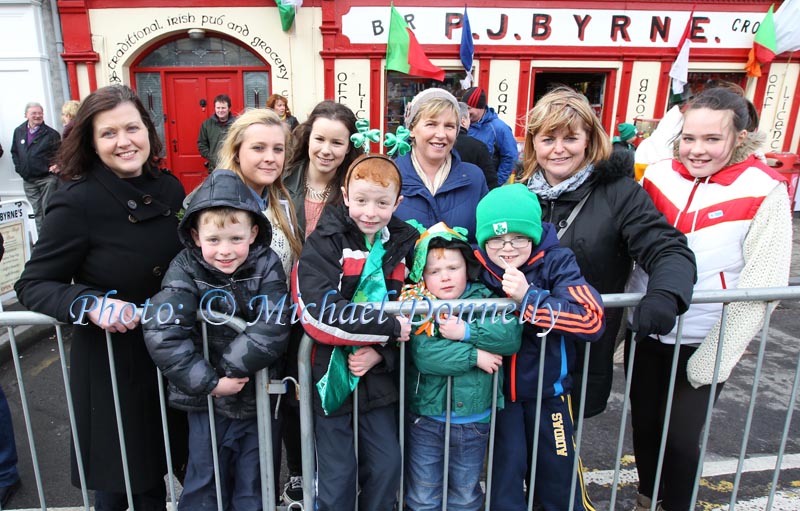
[746,0,800,77]
[386,5,445,81]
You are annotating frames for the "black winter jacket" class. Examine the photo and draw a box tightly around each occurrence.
[292,203,418,416]
[454,127,497,189]
[11,121,60,181]
[15,165,186,492]
[144,170,290,419]
[530,151,696,417]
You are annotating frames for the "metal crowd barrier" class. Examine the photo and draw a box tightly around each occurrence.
[0,312,295,511]
[2,286,800,510]
[297,286,800,511]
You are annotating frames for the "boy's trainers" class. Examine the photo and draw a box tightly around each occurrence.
[282,475,303,505]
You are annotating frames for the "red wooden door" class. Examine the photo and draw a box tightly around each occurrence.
[164,71,240,192]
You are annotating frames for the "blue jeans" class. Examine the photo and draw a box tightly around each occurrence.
[0,385,19,487]
[405,414,490,511]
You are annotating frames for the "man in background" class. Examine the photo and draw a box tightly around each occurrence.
[11,102,61,234]
[0,231,21,508]
[197,94,236,173]
[462,87,518,186]
[454,102,497,189]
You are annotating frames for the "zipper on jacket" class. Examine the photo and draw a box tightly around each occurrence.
[676,178,702,232]
[547,200,556,224]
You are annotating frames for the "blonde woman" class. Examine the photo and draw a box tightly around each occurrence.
[394,88,488,244]
[61,99,81,140]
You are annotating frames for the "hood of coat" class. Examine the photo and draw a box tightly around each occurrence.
[472,106,499,127]
[178,169,272,250]
[592,148,635,185]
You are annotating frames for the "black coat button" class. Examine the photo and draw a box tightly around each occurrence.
[142,195,153,205]
[152,266,163,277]
[128,214,138,223]
[162,209,172,217]
[127,200,138,209]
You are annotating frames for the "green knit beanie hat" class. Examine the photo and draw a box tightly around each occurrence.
[475,184,543,249]
[618,123,637,141]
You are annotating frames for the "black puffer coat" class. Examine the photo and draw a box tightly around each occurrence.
[144,170,290,419]
[530,151,696,417]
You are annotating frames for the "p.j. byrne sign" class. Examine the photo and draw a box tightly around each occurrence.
[342,7,766,49]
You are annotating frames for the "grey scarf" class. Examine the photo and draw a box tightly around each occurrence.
[526,164,594,200]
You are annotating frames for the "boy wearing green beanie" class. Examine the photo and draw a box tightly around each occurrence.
[401,221,521,511]
[473,184,606,511]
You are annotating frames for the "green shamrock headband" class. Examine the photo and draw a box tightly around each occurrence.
[350,119,411,157]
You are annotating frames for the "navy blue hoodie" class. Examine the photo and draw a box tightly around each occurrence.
[475,222,605,401]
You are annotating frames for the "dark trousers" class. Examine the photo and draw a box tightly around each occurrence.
[0,386,19,487]
[626,336,724,511]
[314,405,401,511]
[490,396,595,511]
[282,402,302,476]
[178,411,281,511]
[94,484,166,511]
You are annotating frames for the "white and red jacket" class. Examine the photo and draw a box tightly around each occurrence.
[629,155,792,386]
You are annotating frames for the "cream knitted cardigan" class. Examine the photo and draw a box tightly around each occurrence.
[686,184,792,388]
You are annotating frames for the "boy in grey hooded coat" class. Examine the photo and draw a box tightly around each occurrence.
[144,169,290,510]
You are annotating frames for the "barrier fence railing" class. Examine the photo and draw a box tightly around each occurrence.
[2,286,800,510]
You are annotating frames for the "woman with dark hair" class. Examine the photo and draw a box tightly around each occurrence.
[273,100,362,505]
[284,100,362,238]
[15,84,186,510]
[267,93,299,131]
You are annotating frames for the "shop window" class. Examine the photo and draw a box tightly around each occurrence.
[385,71,464,134]
[138,36,265,68]
[669,71,747,108]
[532,72,607,119]
[134,72,165,156]
[244,72,270,109]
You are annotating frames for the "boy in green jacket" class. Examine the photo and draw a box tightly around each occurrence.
[402,221,521,511]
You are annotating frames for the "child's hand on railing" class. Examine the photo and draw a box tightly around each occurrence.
[348,347,382,376]
[397,318,412,341]
[476,349,503,374]
[437,314,466,341]
[211,376,249,397]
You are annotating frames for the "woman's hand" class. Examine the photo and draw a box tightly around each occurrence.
[211,377,249,397]
[348,347,383,377]
[86,297,141,333]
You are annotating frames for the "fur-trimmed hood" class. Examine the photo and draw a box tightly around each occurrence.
[591,149,635,184]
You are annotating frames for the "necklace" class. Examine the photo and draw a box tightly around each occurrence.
[305,176,332,202]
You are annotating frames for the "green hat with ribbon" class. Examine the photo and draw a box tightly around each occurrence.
[407,220,477,283]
